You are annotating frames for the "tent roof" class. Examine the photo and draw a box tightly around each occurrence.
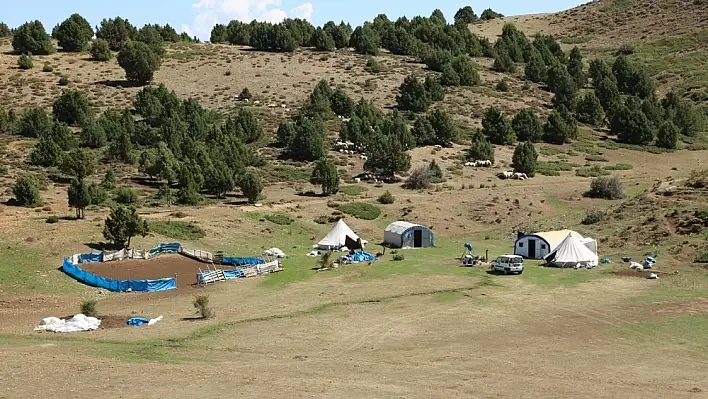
[522,230,583,246]
[544,233,598,265]
[317,219,362,248]
[385,221,428,235]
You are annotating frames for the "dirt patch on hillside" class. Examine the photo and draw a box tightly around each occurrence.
[80,254,209,288]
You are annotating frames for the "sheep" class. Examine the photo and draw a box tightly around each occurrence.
[244,98,250,103]
[361,155,368,161]
[281,104,286,108]
[434,144,443,149]
[355,178,361,183]
[254,100,261,105]
[339,149,345,153]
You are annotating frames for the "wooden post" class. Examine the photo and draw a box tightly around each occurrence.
[485,249,489,262]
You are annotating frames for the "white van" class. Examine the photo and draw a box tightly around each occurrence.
[491,255,524,275]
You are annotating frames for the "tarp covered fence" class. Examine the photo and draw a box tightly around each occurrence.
[221,257,265,266]
[62,257,176,292]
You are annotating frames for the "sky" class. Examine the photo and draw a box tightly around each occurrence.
[3,0,586,41]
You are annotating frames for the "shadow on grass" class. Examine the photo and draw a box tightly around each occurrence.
[83,242,124,251]
[180,316,206,322]
[95,79,144,89]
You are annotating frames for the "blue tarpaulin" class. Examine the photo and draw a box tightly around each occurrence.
[127,317,150,326]
[149,242,181,256]
[221,257,264,266]
[78,253,102,263]
[61,256,177,293]
[341,251,377,263]
[222,269,246,279]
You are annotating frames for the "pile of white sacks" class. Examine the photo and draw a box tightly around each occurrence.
[264,248,286,258]
[34,314,100,333]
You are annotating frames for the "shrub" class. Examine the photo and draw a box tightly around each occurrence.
[585,155,609,162]
[149,220,206,240]
[423,49,453,72]
[90,39,112,61]
[338,203,381,220]
[350,25,380,55]
[582,207,607,225]
[286,118,325,161]
[46,215,60,224]
[117,40,161,85]
[102,169,117,189]
[576,165,610,177]
[696,251,708,264]
[42,63,53,72]
[80,300,98,317]
[480,8,503,20]
[19,107,52,138]
[55,14,94,52]
[584,176,625,199]
[88,183,108,205]
[17,54,33,70]
[455,6,478,24]
[265,213,294,225]
[193,295,214,319]
[12,175,42,207]
[53,90,92,126]
[60,148,96,178]
[239,87,252,100]
[115,187,138,204]
[686,168,708,189]
[404,166,433,190]
[377,190,395,204]
[440,63,461,87]
[496,79,510,92]
[603,163,633,171]
[511,141,538,177]
[12,20,54,55]
[393,254,405,261]
[29,137,62,167]
[364,58,382,74]
[452,56,480,86]
[59,76,70,86]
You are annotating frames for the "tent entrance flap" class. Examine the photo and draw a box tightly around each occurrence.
[345,236,363,250]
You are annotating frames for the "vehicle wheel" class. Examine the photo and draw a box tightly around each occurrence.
[504,269,508,275]
[517,270,523,275]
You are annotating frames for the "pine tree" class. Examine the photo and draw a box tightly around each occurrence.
[511,109,542,142]
[567,47,587,88]
[102,205,149,248]
[310,158,340,195]
[511,141,538,177]
[656,121,679,149]
[543,107,578,144]
[576,91,606,126]
[68,178,91,219]
[239,171,263,204]
[482,107,515,145]
[466,129,495,164]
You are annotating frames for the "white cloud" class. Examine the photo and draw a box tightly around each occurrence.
[291,3,313,21]
[184,0,315,40]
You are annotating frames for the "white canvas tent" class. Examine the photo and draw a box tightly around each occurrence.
[317,219,366,250]
[543,233,599,268]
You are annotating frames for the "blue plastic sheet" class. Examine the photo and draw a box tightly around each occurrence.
[222,269,246,279]
[221,257,264,266]
[61,256,176,293]
[127,317,150,326]
[78,253,102,264]
[149,242,181,256]
[341,251,377,263]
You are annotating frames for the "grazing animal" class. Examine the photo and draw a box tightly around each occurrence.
[354,178,361,183]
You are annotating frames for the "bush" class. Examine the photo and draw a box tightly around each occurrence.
[59,76,69,86]
[338,203,381,220]
[19,107,52,138]
[377,190,395,204]
[53,91,92,126]
[12,175,42,207]
[55,14,94,52]
[103,205,149,248]
[148,220,206,240]
[455,6,478,24]
[88,183,108,205]
[46,215,60,224]
[423,48,453,72]
[696,251,708,264]
[576,91,605,126]
[12,20,54,55]
[576,165,610,177]
[584,176,625,199]
[115,187,138,204]
[452,56,480,86]
[543,107,578,145]
[496,79,510,92]
[239,87,252,100]
[393,254,405,261]
[656,120,679,149]
[480,8,503,20]
[42,63,53,72]
[350,25,380,55]
[286,118,325,161]
[90,39,112,61]
[68,179,90,219]
[603,163,633,171]
[492,51,516,73]
[466,129,495,164]
[17,54,33,70]
[80,300,98,317]
[265,213,295,225]
[686,168,708,189]
[404,166,433,190]
[582,207,607,225]
[193,295,214,319]
[364,58,382,74]
[117,40,161,85]
[585,155,609,162]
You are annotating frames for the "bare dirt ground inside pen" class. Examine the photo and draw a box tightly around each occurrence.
[80,254,209,288]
